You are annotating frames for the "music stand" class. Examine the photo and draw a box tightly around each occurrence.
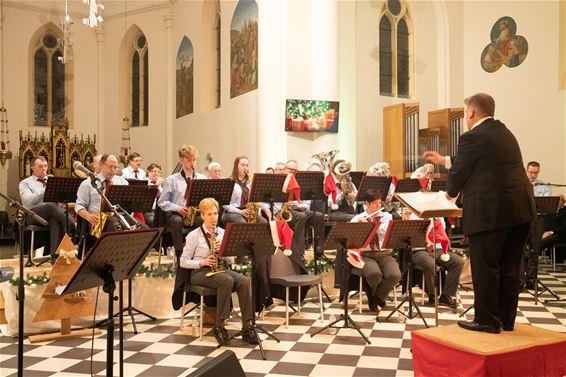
[186,178,234,207]
[220,223,280,360]
[395,178,423,193]
[310,221,378,343]
[294,171,332,299]
[429,180,448,192]
[62,228,162,377]
[355,176,392,202]
[43,176,82,235]
[126,178,149,186]
[249,173,288,204]
[382,220,430,327]
[349,171,365,189]
[101,185,159,332]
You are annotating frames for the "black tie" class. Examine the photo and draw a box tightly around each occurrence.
[37,178,46,187]
[134,170,139,179]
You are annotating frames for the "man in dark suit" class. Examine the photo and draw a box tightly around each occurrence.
[425,93,535,334]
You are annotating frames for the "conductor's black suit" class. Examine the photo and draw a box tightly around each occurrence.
[447,117,535,329]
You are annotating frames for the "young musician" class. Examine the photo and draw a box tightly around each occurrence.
[158,145,207,258]
[350,189,401,312]
[180,198,257,346]
[121,152,147,180]
[143,163,162,226]
[18,156,75,262]
[222,156,267,224]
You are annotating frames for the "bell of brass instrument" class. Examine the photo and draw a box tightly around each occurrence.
[90,211,114,238]
[183,206,199,227]
[205,224,225,277]
[334,161,355,206]
[311,150,339,172]
[275,202,293,222]
[245,202,261,223]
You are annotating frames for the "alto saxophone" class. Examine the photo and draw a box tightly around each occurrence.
[205,224,225,277]
[275,202,293,222]
[91,210,114,238]
[245,202,261,223]
[183,206,199,227]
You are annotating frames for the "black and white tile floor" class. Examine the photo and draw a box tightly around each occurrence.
[1,265,565,377]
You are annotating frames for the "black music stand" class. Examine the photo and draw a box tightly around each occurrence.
[430,180,448,192]
[102,185,159,332]
[395,178,424,193]
[126,178,149,186]
[383,220,430,327]
[62,229,162,377]
[186,178,234,208]
[220,223,280,360]
[43,176,82,235]
[310,221,378,343]
[355,176,392,202]
[249,173,288,205]
[349,171,365,190]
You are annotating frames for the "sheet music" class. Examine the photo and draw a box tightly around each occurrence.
[396,191,458,214]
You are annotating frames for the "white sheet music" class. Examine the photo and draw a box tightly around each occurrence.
[396,191,458,214]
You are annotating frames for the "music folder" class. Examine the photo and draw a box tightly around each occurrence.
[395,191,462,219]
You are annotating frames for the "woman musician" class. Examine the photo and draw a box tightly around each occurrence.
[348,189,401,313]
[180,198,258,346]
[221,156,268,224]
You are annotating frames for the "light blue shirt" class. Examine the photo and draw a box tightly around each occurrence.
[157,171,207,212]
[75,174,129,214]
[533,180,552,197]
[122,166,147,180]
[180,226,234,269]
[19,175,47,208]
[350,210,392,250]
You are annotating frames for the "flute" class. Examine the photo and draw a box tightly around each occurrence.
[362,208,384,220]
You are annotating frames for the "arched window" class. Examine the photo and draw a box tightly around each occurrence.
[32,31,66,126]
[130,34,149,126]
[379,0,414,98]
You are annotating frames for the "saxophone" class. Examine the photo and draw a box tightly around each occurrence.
[91,210,114,238]
[275,203,293,222]
[245,202,261,223]
[205,224,225,277]
[183,206,199,227]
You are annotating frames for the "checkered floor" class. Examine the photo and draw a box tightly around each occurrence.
[1,264,565,377]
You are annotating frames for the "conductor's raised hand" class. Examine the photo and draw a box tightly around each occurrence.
[423,151,445,165]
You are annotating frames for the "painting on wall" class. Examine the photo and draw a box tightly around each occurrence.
[285,99,339,133]
[481,16,528,73]
[230,0,258,98]
[176,36,194,118]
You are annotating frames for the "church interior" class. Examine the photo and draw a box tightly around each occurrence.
[0,0,565,376]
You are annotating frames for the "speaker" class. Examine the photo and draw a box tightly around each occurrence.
[187,350,246,377]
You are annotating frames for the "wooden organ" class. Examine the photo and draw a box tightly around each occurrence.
[383,103,420,178]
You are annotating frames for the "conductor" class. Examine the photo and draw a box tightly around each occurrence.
[425,93,535,334]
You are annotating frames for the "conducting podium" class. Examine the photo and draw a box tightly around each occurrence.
[310,221,378,343]
[220,223,280,360]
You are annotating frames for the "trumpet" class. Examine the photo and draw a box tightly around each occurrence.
[245,202,261,223]
[205,224,225,277]
[183,206,199,227]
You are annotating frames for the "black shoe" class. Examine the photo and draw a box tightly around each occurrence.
[501,323,514,331]
[368,295,378,311]
[439,294,457,310]
[375,297,386,309]
[457,320,500,334]
[242,324,259,345]
[213,326,230,345]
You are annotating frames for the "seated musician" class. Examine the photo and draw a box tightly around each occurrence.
[158,145,207,258]
[75,154,130,236]
[221,156,268,224]
[143,163,162,226]
[411,163,434,191]
[92,154,102,174]
[18,156,75,263]
[207,161,222,179]
[121,152,147,180]
[180,198,257,346]
[326,159,357,222]
[350,189,401,312]
[526,161,551,197]
[367,161,400,219]
[542,195,566,263]
[274,162,286,174]
[404,210,464,309]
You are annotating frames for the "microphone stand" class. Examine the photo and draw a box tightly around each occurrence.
[0,192,48,377]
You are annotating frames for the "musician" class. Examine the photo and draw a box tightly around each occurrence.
[404,210,464,310]
[158,145,207,258]
[207,161,222,179]
[144,163,162,226]
[274,162,286,174]
[526,161,551,196]
[180,198,257,345]
[222,156,267,224]
[92,154,102,174]
[18,156,75,263]
[367,161,400,219]
[265,167,275,174]
[350,189,401,312]
[121,152,147,180]
[76,154,129,227]
[327,159,357,222]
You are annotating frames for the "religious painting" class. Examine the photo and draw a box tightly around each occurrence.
[481,17,528,73]
[285,99,340,133]
[230,0,258,98]
[176,36,194,118]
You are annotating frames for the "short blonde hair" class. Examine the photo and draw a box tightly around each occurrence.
[178,145,199,159]
[199,198,219,214]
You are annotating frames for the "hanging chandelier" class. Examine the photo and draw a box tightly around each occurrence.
[58,0,73,64]
[83,0,104,28]
[0,0,12,166]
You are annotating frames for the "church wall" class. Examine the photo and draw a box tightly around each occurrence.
[462,0,565,193]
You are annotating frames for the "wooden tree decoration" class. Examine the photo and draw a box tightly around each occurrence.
[29,234,100,342]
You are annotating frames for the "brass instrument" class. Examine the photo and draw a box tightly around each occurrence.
[90,210,114,238]
[334,161,355,206]
[183,206,199,227]
[205,224,225,277]
[311,150,339,172]
[245,202,261,223]
[275,202,293,222]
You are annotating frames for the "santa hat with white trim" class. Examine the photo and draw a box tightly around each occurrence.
[270,220,294,256]
[324,173,338,210]
[282,173,301,202]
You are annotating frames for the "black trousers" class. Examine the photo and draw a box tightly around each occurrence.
[27,203,74,260]
[468,222,530,328]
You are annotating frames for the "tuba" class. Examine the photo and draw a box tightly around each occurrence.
[334,161,355,206]
[205,224,225,277]
[244,202,261,223]
[311,150,339,172]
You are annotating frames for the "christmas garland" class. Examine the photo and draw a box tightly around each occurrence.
[136,263,176,279]
[10,272,50,286]
[305,258,336,273]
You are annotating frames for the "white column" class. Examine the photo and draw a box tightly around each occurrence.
[163,12,173,172]
[95,26,104,151]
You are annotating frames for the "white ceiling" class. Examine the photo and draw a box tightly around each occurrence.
[5,0,172,18]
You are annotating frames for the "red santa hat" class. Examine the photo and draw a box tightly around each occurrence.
[416,177,429,190]
[346,249,365,269]
[324,173,338,210]
[270,220,294,256]
[283,173,301,202]
[427,218,450,261]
